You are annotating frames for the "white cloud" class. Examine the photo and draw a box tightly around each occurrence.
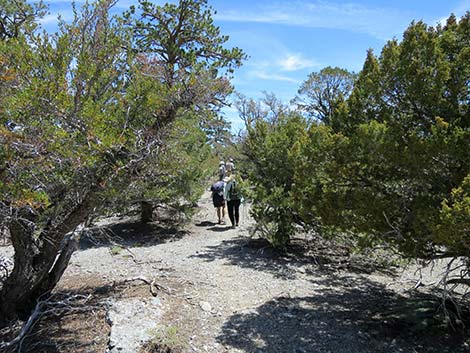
[215,1,412,40]
[216,10,290,24]
[249,70,300,84]
[39,10,75,29]
[278,53,318,71]
[39,13,60,25]
[43,0,82,3]
[436,16,450,27]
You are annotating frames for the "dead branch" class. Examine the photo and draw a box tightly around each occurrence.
[0,294,99,352]
[119,276,171,296]
[446,278,470,286]
[0,297,50,351]
[94,227,145,264]
[120,275,153,285]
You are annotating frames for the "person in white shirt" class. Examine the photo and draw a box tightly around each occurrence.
[218,160,226,180]
[226,158,235,176]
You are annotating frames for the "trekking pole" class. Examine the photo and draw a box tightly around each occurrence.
[242,202,246,225]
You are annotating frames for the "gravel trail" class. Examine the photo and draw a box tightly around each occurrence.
[58,191,470,353]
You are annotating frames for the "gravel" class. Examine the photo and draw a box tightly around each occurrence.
[1,191,468,352]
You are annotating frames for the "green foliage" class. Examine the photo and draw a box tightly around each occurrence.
[345,49,382,132]
[434,175,470,257]
[0,0,244,216]
[295,66,356,125]
[242,13,470,268]
[126,0,245,74]
[144,325,186,353]
[1,0,133,212]
[0,0,245,320]
[244,113,308,249]
[109,245,124,256]
[107,110,215,211]
[202,112,234,156]
[122,0,246,128]
[0,0,46,40]
[330,15,470,258]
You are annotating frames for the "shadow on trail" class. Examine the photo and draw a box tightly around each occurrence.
[217,278,470,353]
[207,225,232,232]
[189,237,297,279]
[79,220,187,250]
[190,236,397,280]
[195,221,233,232]
[195,221,217,227]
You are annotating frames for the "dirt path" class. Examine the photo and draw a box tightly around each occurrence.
[21,191,470,352]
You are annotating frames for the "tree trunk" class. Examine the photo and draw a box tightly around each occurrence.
[0,218,44,322]
[141,201,154,223]
[0,186,97,325]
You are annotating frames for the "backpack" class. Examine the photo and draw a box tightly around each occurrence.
[212,181,224,195]
[228,180,240,200]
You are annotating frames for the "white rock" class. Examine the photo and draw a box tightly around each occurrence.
[199,301,212,312]
[106,298,162,353]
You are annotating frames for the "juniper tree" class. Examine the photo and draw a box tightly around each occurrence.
[0,0,244,323]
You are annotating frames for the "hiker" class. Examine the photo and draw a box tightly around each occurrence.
[210,179,226,224]
[224,174,243,229]
[218,160,226,180]
[226,158,235,176]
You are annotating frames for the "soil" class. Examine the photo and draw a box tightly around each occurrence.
[1,191,470,353]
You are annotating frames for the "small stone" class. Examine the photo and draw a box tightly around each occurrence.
[199,301,212,312]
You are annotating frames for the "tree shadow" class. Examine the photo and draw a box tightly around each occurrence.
[190,236,398,280]
[79,220,188,250]
[217,278,470,353]
[195,221,217,227]
[195,220,234,232]
[207,225,232,232]
[2,281,119,353]
[5,276,160,353]
[189,237,297,279]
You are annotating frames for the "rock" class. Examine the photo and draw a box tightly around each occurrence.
[106,298,162,353]
[199,301,212,312]
[153,203,187,223]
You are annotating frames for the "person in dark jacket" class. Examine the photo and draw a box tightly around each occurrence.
[210,180,226,224]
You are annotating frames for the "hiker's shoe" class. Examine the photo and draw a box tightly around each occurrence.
[231,225,236,229]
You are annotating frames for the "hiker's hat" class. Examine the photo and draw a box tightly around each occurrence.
[219,160,225,165]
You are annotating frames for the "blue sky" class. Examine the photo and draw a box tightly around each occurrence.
[40,0,470,130]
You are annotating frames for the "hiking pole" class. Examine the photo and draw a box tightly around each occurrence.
[242,202,246,225]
